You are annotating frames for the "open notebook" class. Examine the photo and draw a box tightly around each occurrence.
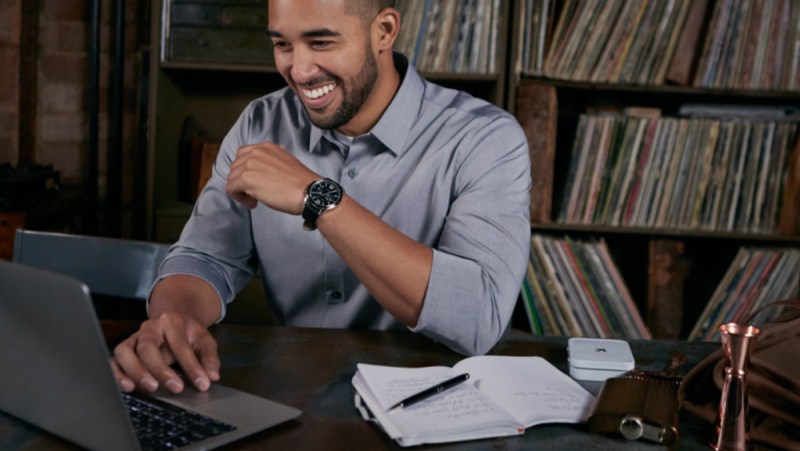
[353,355,596,447]
[0,259,300,451]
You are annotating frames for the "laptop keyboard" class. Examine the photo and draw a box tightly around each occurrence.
[123,392,237,450]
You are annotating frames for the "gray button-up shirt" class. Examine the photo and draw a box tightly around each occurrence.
[158,54,531,355]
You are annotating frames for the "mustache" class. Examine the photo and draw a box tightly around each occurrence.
[295,76,338,88]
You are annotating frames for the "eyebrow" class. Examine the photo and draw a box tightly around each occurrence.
[266,28,342,39]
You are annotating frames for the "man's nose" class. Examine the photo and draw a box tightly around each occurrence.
[290,47,317,82]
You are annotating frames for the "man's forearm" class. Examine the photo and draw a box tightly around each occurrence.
[317,195,433,326]
[148,274,223,326]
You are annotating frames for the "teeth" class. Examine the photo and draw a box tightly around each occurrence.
[303,83,335,100]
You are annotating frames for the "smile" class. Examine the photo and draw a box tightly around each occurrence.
[302,83,336,100]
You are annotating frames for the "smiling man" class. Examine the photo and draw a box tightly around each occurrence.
[112,0,531,395]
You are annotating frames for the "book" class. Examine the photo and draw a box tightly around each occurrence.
[651,0,692,84]
[431,1,458,72]
[590,0,637,81]
[621,117,658,225]
[688,248,748,340]
[584,116,615,223]
[520,267,544,335]
[632,119,667,225]
[546,236,599,335]
[562,115,593,222]
[644,118,679,226]
[564,236,614,336]
[688,120,719,228]
[544,0,583,77]
[592,238,652,339]
[532,235,581,335]
[535,0,552,74]
[417,1,441,72]
[527,251,560,335]
[665,0,709,85]
[689,246,800,340]
[514,81,557,224]
[618,0,663,84]
[352,356,596,447]
[778,131,800,234]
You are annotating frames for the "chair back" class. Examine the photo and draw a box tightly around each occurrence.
[12,229,170,301]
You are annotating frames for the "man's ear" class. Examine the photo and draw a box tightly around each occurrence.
[373,8,399,52]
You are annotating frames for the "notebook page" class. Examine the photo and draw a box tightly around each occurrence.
[453,356,596,426]
[355,363,522,444]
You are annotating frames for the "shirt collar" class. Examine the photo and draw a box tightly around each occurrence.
[308,52,422,157]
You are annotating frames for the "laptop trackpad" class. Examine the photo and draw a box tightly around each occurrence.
[151,383,301,431]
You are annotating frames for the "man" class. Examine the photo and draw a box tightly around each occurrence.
[112,0,531,395]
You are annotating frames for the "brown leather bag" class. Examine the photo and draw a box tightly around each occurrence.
[678,302,800,450]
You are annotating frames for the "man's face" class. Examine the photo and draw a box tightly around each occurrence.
[268,0,379,131]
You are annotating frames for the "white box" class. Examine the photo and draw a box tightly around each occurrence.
[567,337,635,381]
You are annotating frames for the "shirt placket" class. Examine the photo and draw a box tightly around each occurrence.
[319,135,349,325]
[320,135,375,326]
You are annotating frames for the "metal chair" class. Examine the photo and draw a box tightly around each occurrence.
[12,229,273,324]
[12,229,170,320]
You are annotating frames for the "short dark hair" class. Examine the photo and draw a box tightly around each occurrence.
[346,0,396,24]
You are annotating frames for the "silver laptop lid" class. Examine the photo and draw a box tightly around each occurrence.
[0,259,141,451]
[0,259,301,450]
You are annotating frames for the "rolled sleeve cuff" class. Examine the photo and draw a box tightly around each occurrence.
[410,249,490,355]
[147,255,232,323]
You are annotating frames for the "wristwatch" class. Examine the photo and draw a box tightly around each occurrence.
[302,178,344,231]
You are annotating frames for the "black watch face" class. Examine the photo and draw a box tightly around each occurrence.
[308,179,342,208]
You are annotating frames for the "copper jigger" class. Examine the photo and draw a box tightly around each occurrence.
[711,322,761,451]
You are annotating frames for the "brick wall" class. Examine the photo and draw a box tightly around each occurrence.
[38,0,90,182]
[0,0,20,164]
[2,0,144,236]
[38,0,141,188]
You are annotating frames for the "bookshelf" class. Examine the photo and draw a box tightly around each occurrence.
[146,0,512,243]
[146,0,798,340]
[510,0,800,340]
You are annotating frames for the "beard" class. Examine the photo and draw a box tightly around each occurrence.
[305,44,378,130]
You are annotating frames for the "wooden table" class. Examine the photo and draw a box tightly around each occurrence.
[0,324,721,450]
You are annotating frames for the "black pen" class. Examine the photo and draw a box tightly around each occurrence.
[387,373,471,412]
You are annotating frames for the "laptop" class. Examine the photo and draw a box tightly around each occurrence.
[0,259,301,451]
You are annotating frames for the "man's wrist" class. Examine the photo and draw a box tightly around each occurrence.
[148,274,223,326]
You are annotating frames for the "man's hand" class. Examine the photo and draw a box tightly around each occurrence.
[226,142,319,211]
[111,312,220,394]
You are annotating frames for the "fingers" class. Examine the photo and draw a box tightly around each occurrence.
[113,331,170,393]
[229,190,258,209]
[226,145,262,208]
[226,142,319,213]
[110,358,136,393]
[111,314,221,394]
[164,322,220,392]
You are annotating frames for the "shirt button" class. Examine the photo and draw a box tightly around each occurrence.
[327,290,343,304]
[347,168,358,178]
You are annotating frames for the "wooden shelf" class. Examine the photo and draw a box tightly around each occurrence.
[511,0,800,340]
[160,60,278,73]
[531,223,800,245]
[517,76,800,100]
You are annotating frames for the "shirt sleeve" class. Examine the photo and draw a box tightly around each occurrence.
[152,106,259,321]
[410,114,532,355]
